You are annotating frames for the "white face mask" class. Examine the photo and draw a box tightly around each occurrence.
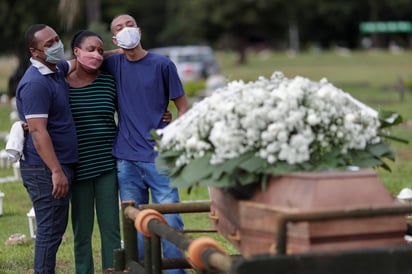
[44,40,65,64]
[114,27,140,49]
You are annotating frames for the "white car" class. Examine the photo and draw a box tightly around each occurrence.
[149,45,220,82]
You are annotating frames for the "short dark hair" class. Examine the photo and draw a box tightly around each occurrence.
[24,24,48,49]
[110,14,138,32]
[71,30,103,55]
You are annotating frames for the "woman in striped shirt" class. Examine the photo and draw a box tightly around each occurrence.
[66,30,120,274]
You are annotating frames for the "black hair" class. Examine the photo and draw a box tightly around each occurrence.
[110,14,138,32]
[24,24,47,49]
[70,30,103,55]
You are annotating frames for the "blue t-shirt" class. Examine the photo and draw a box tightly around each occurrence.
[103,52,185,162]
[16,61,78,165]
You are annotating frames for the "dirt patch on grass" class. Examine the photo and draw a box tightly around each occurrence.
[404,119,412,129]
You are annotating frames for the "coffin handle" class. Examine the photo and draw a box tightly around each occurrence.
[227,230,241,242]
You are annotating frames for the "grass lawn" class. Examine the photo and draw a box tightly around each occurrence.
[0,49,412,273]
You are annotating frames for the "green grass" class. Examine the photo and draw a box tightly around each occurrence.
[0,56,17,95]
[0,104,13,131]
[1,49,412,273]
[219,50,412,88]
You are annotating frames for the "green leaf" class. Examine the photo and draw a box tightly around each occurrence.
[170,176,195,188]
[210,151,257,180]
[211,166,225,180]
[379,110,403,128]
[382,150,396,161]
[259,173,269,191]
[237,154,267,173]
[351,157,383,168]
[150,128,161,141]
[366,143,391,157]
[199,174,233,187]
[223,151,256,170]
[168,165,184,177]
[231,169,260,186]
[379,162,392,172]
[155,152,184,175]
[379,132,409,144]
[362,143,396,162]
[158,149,183,158]
[178,154,213,184]
[266,161,300,175]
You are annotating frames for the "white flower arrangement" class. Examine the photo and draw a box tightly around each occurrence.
[154,71,405,190]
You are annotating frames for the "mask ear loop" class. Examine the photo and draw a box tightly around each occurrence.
[31,48,45,60]
[111,35,119,47]
[73,47,81,59]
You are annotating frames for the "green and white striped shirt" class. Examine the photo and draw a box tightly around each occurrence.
[69,72,117,182]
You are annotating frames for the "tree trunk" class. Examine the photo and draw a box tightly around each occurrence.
[235,37,247,65]
[8,45,30,99]
[368,0,381,47]
[289,22,300,52]
[86,0,101,26]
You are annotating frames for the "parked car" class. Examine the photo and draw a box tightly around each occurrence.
[149,45,220,82]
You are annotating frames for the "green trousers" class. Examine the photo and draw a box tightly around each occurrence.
[71,169,121,274]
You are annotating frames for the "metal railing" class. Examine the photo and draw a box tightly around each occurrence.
[116,200,232,274]
[115,200,412,274]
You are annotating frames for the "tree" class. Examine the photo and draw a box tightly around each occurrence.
[58,0,102,29]
[161,0,290,64]
[0,0,103,98]
[294,1,368,49]
[3,0,412,95]
[0,0,61,98]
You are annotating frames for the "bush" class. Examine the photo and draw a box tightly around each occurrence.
[183,81,205,97]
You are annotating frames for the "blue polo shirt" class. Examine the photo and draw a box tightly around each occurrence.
[16,59,78,165]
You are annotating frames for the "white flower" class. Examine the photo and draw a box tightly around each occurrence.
[307,113,321,126]
[154,71,394,188]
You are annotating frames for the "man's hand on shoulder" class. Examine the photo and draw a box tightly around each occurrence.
[104,48,124,58]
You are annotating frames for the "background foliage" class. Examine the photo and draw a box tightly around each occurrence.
[3,0,412,97]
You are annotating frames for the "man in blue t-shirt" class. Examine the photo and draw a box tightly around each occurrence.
[16,24,78,274]
[103,14,189,274]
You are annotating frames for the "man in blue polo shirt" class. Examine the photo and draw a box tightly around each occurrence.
[16,24,78,274]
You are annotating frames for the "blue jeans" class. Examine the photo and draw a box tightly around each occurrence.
[117,159,187,274]
[20,161,74,274]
